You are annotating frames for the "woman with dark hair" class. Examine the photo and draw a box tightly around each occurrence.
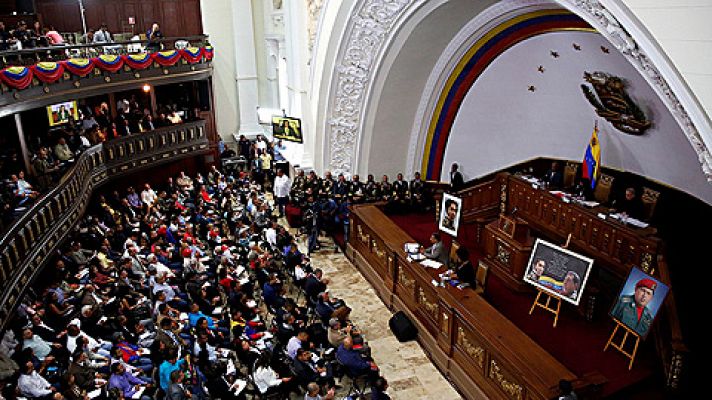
[450,247,476,288]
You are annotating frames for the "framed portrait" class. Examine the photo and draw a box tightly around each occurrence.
[438,193,462,237]
[524,238,594,306]
[609,267,670,339]
[498,215,516,238]
[271,116,303,143]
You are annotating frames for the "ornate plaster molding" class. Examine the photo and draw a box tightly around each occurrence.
[560,0,712,180]
[326,0,413,175]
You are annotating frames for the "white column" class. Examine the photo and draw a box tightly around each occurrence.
[232,0,263,137]
[283,0,313,168]
[265,37,281,110]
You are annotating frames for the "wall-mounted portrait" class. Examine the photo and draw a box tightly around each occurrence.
[609,267,670,339]
[524,238,594,306]
[438,192,462,237]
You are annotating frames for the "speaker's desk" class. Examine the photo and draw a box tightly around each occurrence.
[347,204,602,400]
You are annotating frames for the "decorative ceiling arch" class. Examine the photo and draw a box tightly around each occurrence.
[419,8,593,180]
[323,0,712,183]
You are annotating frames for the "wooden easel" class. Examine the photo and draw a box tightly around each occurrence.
[604,320,641,370]
[529,289,562,327]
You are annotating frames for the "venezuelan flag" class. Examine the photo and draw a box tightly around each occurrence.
[582,126,601,189]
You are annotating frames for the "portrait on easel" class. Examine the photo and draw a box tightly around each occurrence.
[438,193,462,237]
[609,267,670,339]
[524,239,594,306]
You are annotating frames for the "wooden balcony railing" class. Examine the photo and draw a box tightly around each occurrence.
[0,120,209,328]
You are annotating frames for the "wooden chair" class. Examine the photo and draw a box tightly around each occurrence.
[594,173,614,204]
[564,162,578,188]
[474,261,489,296]
[641,187,660,221]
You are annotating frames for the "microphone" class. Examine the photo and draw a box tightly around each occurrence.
[511,207,518,216]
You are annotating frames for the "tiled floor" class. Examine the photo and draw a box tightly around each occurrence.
[295,232,471,399]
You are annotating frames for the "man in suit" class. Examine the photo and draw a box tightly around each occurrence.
[450,163,464,192]
[420,232,447,264]
[543,161,564,188]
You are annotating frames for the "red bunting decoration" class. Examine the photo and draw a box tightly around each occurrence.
[94,54,124,73]
[153,50,181,66]
[0,45,215,91]
[61,58,94,77]
[31,62,65,84]
[181,47,203,64]
[123,53,153,70]
[0,66,33,90]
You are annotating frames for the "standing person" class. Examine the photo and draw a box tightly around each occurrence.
[450,162,464,192]
[146,22,163,52]
[273,169,291,218]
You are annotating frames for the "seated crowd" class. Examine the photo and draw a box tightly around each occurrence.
[0,158,394,399]
[0,99,197,231]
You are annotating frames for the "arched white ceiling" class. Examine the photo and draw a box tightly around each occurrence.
[312,0,712,202]
[441,30,712,204]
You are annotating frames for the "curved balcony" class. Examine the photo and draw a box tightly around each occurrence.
[0,35,213,116]
[0,120,209,327]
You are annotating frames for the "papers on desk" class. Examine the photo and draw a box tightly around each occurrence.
[420,259,443,269]
[609,213,649,228]
[521,176,540,184]
[404,242,420,253]
[407,254,425,262]
[577,200,600,208]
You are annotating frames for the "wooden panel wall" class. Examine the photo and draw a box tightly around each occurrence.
[35,0,202,37]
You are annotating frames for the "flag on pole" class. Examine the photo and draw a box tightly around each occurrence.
[582,124,601,189]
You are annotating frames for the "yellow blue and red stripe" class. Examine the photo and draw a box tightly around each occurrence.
[62,58,94,76]
[94,54,124,73]
[31,62,65,83]
[123,53,153,70]
[153,50,181,66]
[203,46,214,61]
[582,126,601,188]
[0,66,33,89]
[181,47,203,64]
[422,10,594,180]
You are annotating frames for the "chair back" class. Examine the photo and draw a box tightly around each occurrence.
[641,187,660,220]
[593,173,614,204]
[564,162,578,188]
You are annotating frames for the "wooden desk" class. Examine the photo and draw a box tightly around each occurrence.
[506,175,660,277]
[348,205,596,400]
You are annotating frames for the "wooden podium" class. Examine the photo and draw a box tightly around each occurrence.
[482,215,534,291]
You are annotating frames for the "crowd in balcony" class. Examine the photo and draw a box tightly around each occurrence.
[0,98,200,232]
[0,20,64,51]
[0,134,397,399]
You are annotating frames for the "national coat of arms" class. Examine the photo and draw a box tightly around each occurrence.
[581,72,652,135]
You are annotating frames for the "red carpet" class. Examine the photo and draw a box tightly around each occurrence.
[388,212,660,398]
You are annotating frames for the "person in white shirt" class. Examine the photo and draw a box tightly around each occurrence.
[141,184,157,208]
[264,222,277,247]
[192,333,217,363]
[252,353,292,395]
[273,169,291,217]
[18,360,62,399]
